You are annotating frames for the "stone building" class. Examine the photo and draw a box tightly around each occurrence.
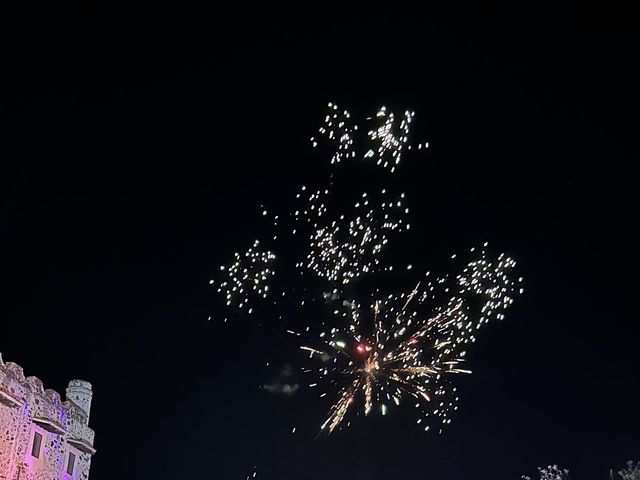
[0,353,96,480]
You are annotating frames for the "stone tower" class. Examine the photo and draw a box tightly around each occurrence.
[66,380,93,420]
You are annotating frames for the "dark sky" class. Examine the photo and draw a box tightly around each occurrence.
[1,5,638,480]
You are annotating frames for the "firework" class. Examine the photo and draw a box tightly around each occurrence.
[207,102,523,438]
[210,239,276,318]
[293,187,410,285]
[310,102,356,165]
[244,467,258,480]
[364,106,415,173]
[310,103,427,172]
[293,102,426,286]
[296,248,522,433]
[211,103,427,317]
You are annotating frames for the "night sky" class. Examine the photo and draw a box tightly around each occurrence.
[1,5,638,480]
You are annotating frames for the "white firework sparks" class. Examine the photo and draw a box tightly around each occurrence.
[294,187,410,285]
[364,106,415,172]
[212,102,428,317]
[310,102,356,165]
[244,467,258,480]
[311,102,427,171]
[294,102,426,285]
[210,239,276,318]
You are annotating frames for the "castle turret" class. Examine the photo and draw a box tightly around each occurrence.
[65,380,93,420]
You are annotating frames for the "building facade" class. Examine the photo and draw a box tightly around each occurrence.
[0,353,95,480]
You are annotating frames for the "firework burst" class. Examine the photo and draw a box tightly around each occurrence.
[211,102,427,317]
[310,102,427,172]
[207,102,523,438]
[294,187,410,285]
[291,102,426,287]
[210,239,276,319]
[296,248,522,433]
